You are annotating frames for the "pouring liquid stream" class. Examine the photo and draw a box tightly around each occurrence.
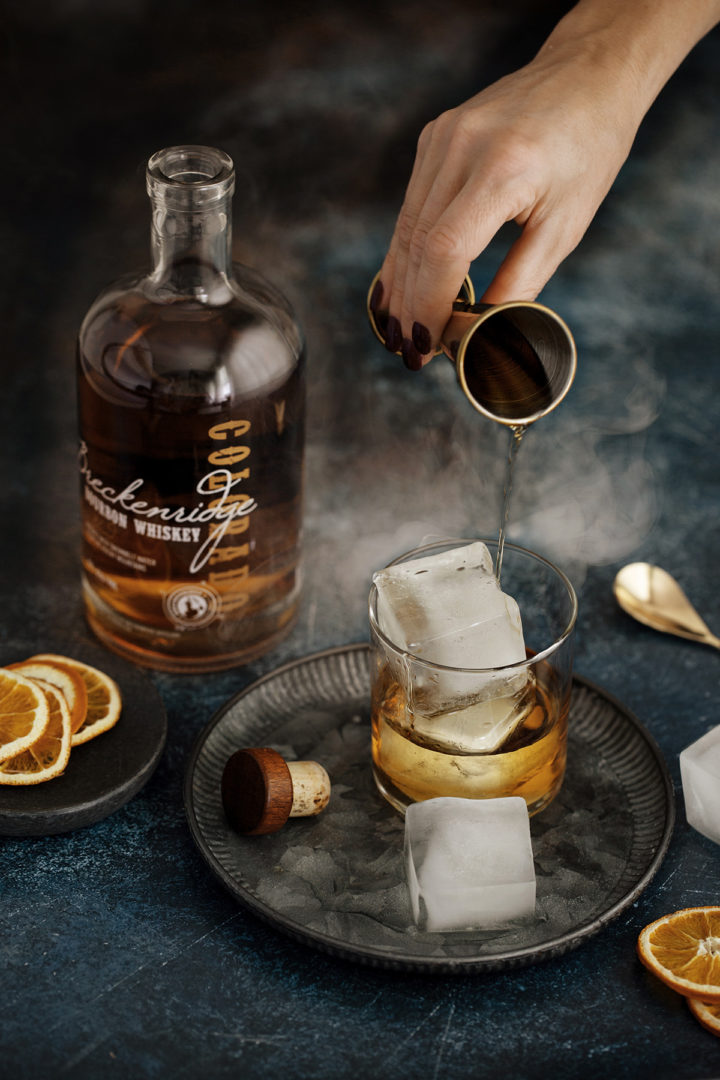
[494,424,526,583]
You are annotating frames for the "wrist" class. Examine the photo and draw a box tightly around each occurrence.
[538,0,720,123]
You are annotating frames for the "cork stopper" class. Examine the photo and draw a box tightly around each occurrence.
[221,747,331,835]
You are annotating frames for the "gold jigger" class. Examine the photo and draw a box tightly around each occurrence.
[366,271,577,427]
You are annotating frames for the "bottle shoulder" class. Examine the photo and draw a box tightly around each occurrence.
[78,267,305,409]
[80,263,300,330]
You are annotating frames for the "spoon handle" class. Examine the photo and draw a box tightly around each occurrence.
[670,628,720,650]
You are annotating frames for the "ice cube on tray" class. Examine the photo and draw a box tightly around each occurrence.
[404,796,536,932]
[680,725,720,845]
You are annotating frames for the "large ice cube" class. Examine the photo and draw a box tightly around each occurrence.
[680,726,720,845]
[405,796,536,931]
[374,542,530,750]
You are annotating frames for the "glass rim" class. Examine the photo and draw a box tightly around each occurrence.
[368,536,578,675]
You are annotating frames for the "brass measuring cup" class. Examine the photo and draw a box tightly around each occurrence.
[366,271,577,427]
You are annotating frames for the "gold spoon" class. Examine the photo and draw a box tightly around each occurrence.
[613,562,720,651]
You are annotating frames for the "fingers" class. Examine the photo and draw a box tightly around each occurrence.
[377,120,458,366]
[482,192,595,303]
[481,220,569,304]
[380,187,587,364]
[392,168,534,367]
[373,75,609,361]
[377,110,540,368]
[390,115,490,365]
[402,214,489,367]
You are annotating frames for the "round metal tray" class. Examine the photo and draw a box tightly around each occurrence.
[184,644,674,973]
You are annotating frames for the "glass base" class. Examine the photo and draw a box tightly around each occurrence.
[372,762,563,818]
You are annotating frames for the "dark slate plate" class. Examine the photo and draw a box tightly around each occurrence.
[0,638,166,836]
[184,644,674,973]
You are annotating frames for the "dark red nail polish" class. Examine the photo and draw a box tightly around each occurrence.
[384,316,402,353]
[374,309,389,340]
[369,279,384,314]
[412,321,432,355]
[402,338,423,371]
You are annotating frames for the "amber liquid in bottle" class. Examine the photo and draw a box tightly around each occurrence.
[77,147,305,672]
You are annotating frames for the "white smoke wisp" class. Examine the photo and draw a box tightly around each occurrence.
[506,351,666,587]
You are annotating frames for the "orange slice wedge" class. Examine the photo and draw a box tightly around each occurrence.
[688,997,720,1037]
[8,659,87,734]
[637,907,720,1001]
[0,668,49,763]
[0,679,72,784]
[30,654,121,745]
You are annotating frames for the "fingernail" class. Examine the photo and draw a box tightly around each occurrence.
[412,321,432,355]
[384,315,402,353]
[402,338,423,371]
[369,279,384,314]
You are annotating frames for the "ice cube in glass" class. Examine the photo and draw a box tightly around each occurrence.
[370,537,577,816]
[680,726,720,845]
[373,541,525,670]
[404,795,536,931]
[373,541,529,749]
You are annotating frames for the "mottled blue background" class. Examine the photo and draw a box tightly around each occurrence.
[2,1,719,1077]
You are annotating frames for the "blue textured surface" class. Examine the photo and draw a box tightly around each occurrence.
[2,2,719,1077]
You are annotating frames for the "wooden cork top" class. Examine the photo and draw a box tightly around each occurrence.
[221,747,294,835]
[221,747,331,835]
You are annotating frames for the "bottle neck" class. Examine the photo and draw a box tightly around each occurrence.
[149,199,233,300]
[145,145,236,302]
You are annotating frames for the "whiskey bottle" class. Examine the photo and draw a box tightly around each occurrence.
[77,146,305,672]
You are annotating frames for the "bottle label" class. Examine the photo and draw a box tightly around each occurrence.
[78,414,264,631]
[79,442,256,572]
[162,583,220,629]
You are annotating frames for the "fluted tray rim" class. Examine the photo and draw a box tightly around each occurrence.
[183,643,675,974]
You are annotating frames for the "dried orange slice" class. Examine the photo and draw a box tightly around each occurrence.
[0,668,49,762]
[0,679,72,784]
[31,654,121,745]
[637,907,720,1001]
[688,997,720,1037]
[8,659,87,734]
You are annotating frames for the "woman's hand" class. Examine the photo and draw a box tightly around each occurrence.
[373,0,720,370]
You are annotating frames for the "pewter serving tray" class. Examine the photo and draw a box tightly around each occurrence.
[184,644,674,973]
